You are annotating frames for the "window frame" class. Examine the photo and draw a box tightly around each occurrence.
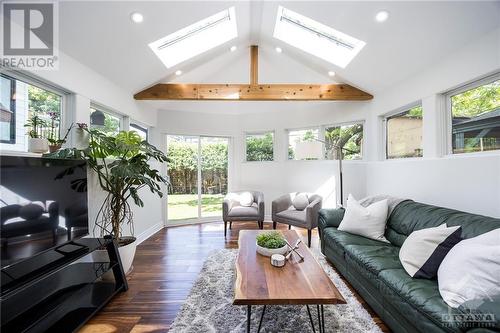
[445,72,500,155]
[323,120,365,161]
[383,101,423,160]
[0,74,16,144]
[243,130,275,162]
[0,71,68,150]
[130,122,149,142]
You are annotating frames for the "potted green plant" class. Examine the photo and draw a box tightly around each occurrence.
[24,113,49,153]
[256,231,288,257]
[47,113,72,152]
[48,128,169,273]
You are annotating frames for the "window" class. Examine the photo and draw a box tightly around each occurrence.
[273,6,366,68]
[288,128,320,160]
[1,75,15,144]
[449,77,500,154]
[386,105,423,159]
[245,132,274,161]
[0,74,62,152]
[325,123,363,160]
[131,123,148,142]
[90,107,121,136]
[149,7,237,68]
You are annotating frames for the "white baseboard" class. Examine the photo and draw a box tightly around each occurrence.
[136,220,164,245]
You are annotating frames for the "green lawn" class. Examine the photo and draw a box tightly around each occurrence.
[168,194,224,221]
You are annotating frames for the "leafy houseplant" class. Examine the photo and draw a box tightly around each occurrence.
[25,113,49,153]
[48,128,169,272]
[256,231,288,257]
[47,114,72,153]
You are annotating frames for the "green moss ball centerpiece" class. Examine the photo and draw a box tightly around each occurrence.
[256,231,288,257]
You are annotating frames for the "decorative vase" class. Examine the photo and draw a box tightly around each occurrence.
[28,138,49,153]
[75,129,89,149]
[256,242,288,257]
[48,144,62,153]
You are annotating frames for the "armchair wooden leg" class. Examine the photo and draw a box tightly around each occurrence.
[258,221,263,230]
[288,225,291,230]
[307,229,312,248]
[229,221,232,229]
[224,221,227,238]
[67,228,72,240]
[272,221,277,229]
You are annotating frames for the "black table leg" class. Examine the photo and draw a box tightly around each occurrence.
[321,305,325,333]
[257,305,266,333]
[316,305,323,333]
[306,305,316,333]
[247,305,251,333]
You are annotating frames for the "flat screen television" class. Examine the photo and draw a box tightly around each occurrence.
[0,156,88,268]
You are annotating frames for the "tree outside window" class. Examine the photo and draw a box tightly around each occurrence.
[246,132,274,161]
[325,123,363,160]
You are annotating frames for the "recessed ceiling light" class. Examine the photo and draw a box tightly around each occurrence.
[375,11,389,22]
[130,12,144,23]
[328,71,336,77]
[175,70,182,76]
[230,45,237,52]
[275,47,283,53]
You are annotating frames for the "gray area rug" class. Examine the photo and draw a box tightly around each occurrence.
[169,249,382,333]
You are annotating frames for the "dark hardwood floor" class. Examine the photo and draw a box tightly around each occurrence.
[79,221,390,333]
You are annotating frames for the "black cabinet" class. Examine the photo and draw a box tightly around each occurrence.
[1,237,128,333]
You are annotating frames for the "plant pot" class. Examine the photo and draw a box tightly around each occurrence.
[92,236,137,276]
[28,138,49,153]
[48,144,62,153]
[256,242,288,257]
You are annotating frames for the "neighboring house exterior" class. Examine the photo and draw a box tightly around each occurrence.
[387,117,423,158]
[0,80,29,152]
[452,108,500,153]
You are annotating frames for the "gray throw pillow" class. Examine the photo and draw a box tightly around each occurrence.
[292,193,309,211]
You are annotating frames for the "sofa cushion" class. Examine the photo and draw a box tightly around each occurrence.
[228,203,259,218]
[344,244,402,275]
[276,209,306,223]
[378,268,464,329]
[386,201,500,246]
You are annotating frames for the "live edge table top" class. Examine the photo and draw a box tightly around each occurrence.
[233,230,346,306]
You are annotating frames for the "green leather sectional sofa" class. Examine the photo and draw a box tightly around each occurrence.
[318,200,500,333]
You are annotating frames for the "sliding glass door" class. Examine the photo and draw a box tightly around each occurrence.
[166,135,229,223]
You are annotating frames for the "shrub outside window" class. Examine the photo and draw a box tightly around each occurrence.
[386,105,423,159]
[450,78,500,154]
[245,132,274,161]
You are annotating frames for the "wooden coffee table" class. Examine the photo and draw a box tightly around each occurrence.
[234,230,346,333]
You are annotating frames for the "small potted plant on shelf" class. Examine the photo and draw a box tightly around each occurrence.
[24,113,49,153]
[47,113,73,153]
[256,231,288,257]
[47,128,169,274]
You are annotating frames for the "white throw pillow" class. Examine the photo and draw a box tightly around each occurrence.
[399,224,462,279]
[338,194,389,243]
[438,229,500,308]
[292,193,309,211]
[239,192,254,207]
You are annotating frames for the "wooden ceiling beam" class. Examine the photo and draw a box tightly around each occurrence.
[134,44,373,101]
[133,83,373,101]
[250,45,258,85]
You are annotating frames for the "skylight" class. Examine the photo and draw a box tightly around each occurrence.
[273,6,366,68]
[149,7,237,68]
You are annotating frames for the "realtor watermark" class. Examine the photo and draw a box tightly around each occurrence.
[1,1,59,70]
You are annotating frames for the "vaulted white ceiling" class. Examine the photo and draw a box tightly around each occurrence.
[59,1,500,98]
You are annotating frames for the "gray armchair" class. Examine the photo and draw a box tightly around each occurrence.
[272,193,323,247]
[222,191,264,237]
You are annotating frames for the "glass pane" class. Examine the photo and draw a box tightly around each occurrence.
[325,123,363,160]
[246,132,274,161]
[451,79,500,154]
[90,108,121,136]
[28,85,62,143]
[201,137,228,218]
[167,135,199,221]
[288,128,320,160]
[131,124,148,141]
[0,76,15,143]
[386,105,423,159]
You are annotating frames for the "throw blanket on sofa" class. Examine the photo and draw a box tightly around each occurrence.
[358,195,408,216]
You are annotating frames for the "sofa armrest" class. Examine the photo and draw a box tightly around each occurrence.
[305,199,323,229]
[272,194,292,218]
[318,208,345,232]
[255,192,265,221]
